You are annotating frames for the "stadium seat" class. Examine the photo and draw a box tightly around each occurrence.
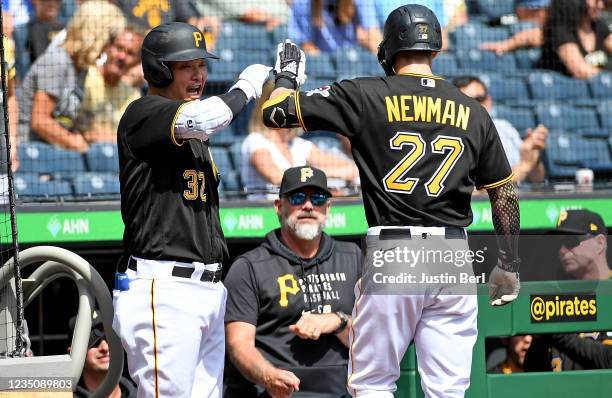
[484,74,530,103]
[452,23,509,49]
[302,78,332,92]
[588,73,612,98]
[493,106,536,134]
[271,24,289,46]
[221,169,243,195]
[72,172,120,197]
[85,143,119,173]
[599,101,612,128]
[210,146,233,174]
[509,21,539,35]
[229,140,243,174]
[536,104,599,130]
[457,50,517,73]
[18,142,86,175]
[308,53,336,79]
[544,130,582,178]
[14,173,73,198]
[215,49,272,76]
[528,71,590,100]
[514,48,542,70]
[334,47,380,78]
[215,21,272,51]
[473,0,514,21]
[432,53,459,77]
[577,138,612,172]
[209,124,236,146]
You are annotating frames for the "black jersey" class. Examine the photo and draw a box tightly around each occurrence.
[118,95,228,264]
[294,72,512,227]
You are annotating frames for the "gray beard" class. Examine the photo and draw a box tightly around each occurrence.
[284,217,324,241]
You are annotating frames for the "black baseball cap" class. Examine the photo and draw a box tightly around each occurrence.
[553,209,607,236]
[279,166,332,197]
[68,311,105,349]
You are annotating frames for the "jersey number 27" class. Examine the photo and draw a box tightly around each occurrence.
[383,132,464,197]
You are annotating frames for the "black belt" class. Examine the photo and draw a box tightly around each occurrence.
[379,227,466,240]
[127,257,222,283]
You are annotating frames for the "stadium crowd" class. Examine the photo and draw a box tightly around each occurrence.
[1,0,611,200]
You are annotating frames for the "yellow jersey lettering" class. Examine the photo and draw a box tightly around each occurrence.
[385,96,400,122]
[427,97,441,123]
[400,95,413,121]
[456,104,470,131]
[413,96,427,122]
[441,100,455,126]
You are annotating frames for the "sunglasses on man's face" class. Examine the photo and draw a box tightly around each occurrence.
[286,191,329,206]
[88,327,106,349]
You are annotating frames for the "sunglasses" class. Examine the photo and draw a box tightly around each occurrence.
[558,234,592,250]
[88,327,106,349]
[286,191,329,206]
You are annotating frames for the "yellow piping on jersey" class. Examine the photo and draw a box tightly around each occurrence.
[295,90,307,131]
[479,173,513,190]
[171,102,188,146]
[150,280,160,398]
[208,147,219,180]
[398,71,443,80]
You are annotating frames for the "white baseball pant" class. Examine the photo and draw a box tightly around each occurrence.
[112,258,227,398]
[347,226,478,398]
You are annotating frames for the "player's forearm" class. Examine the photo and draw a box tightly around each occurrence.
[551,334,612,369]
[261,90,302,129]
[227,340,277,386]
[487,181,521,272]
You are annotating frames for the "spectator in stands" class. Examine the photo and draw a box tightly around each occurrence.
[488,335,533,374]
[538,0,612,79]
[374,0,468,51]
[453,75,548,184]
[241,82,359,199]
[17,0,127,152]
[516,0,550,26]
[525,209,612,371]
[289,0,382,54]
[68,312,137,397]
[224,166,360,398]
[116,0,220,49]
[2,17,19,172]
[78,26,144,144]
[192,0,289,31]
[14,0,65,80]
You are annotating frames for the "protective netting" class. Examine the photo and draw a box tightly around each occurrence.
[2,0,612,202]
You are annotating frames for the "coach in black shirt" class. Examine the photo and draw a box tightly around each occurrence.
[224,166,361,398]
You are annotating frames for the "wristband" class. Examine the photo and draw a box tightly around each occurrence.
[334,311,349,334]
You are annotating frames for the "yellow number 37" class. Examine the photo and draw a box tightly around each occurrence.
[383,132,464,197]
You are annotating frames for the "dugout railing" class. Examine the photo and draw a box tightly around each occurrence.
[397,280,612,398]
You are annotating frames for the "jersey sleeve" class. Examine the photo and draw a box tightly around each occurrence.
[121,96,186,153]
[474,116,513,190]
[224,257,260,326]
[296,79,363,138]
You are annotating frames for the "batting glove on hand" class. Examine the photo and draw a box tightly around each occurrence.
[274,39,306,89]
[488,262,520,306]
[229,64,272,102]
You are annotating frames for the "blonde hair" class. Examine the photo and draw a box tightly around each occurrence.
[63,0,127,70]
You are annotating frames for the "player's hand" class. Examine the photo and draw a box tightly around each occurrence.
[274,39,306,89]
[525,124,548,151]
[289,312,339,340]
[262,366,300,398]
[230,64,272,102]
[488,263,520,306]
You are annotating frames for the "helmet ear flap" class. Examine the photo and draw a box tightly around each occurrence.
[142,47,174,87]
[377,42,394,76]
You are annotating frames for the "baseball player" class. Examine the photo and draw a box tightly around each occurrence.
[262,5,521,398]
[112,22,271,398]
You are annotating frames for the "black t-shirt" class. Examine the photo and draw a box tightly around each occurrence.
[116,0,193,29]
[26,20,64,64]
[118,95,228,264]
[224,231,361,397]
[295,73,511,227]
[539,19,612,75]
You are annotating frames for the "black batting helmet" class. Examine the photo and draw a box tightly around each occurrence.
[141,22,219,88]
[377,4,442,76]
